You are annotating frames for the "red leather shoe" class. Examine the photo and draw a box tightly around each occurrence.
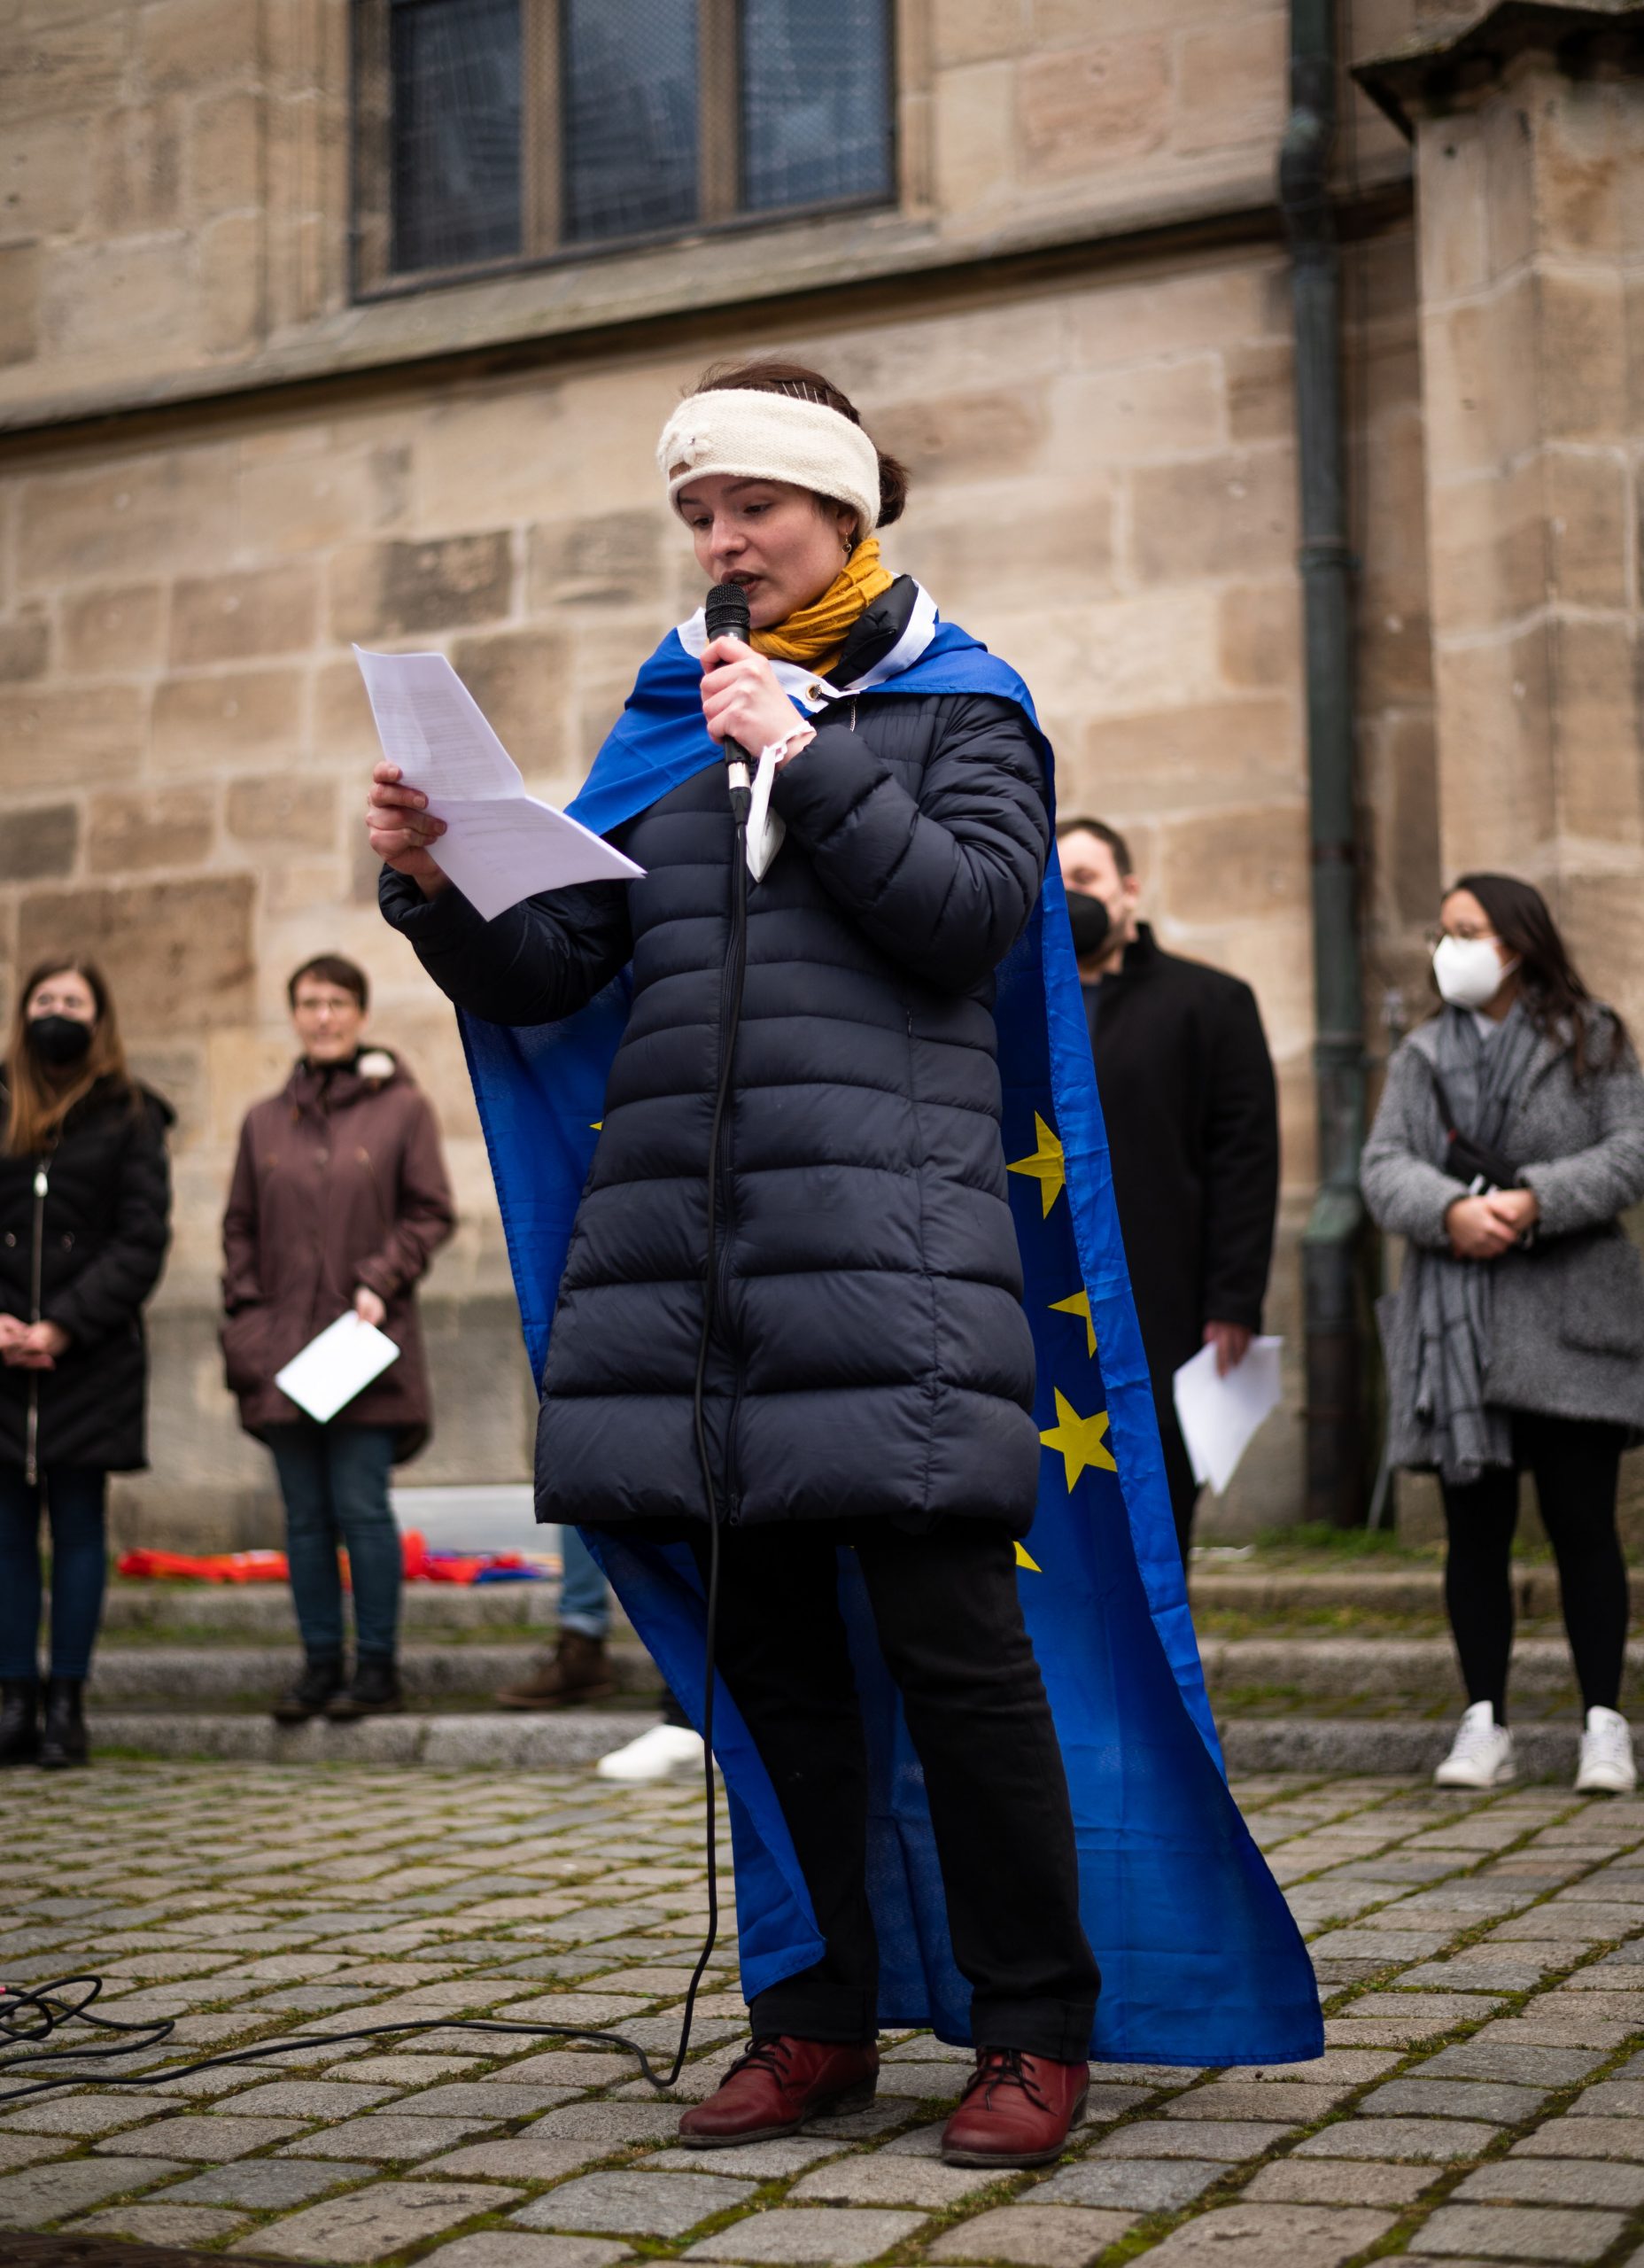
[940,2046,1089,2167]
[678,2034,879,2147]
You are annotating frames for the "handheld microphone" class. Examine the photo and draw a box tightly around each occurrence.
[704,581,754,825]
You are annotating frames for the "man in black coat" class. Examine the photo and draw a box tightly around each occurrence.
[1056,819,1280,1557]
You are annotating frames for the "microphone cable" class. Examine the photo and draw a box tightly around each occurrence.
[0,594,760,2114]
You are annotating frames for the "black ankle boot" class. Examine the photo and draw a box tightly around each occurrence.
[272,1655,345,1724]
[0,1678,40,1767]
[325,1656,404,1720]
[38,1678,88,1770]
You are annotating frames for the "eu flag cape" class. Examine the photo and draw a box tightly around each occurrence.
[457,609,1322,2066]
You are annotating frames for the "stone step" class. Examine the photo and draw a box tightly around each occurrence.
[82,1707,1594,1782]
[99,1581,562,1640]
[91,1561,1565,1644]
[85,1642,661,1708]
[80,1633,1624,1710]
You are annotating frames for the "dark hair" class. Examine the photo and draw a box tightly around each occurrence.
[288,954,369,1013]
[4,958,137,1156]
[686,359,910,530]
[1446,871,1627,1078]
[1055,815,1134,880]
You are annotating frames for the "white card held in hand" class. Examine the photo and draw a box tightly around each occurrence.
[354,646,644,920]
[1172,1335,1283,1497]
[275,1311,401,1425]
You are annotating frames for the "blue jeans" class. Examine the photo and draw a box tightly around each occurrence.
[558,1524,610,1641]
[0,1465,107,1681]
[267,1425,401,1662]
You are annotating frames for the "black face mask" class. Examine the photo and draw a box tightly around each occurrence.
[26,1014,94,1068]
[1064,890,1112,959]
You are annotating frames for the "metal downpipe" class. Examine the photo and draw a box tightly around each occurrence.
[1281,0,1369,1526]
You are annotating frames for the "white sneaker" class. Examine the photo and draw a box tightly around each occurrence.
[1434,1702,1516,1789]
[595,1722,707,1784]
[1575,1706,1637,1795]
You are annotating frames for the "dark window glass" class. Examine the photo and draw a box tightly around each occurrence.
[562,0,699,243]
[389,0,523,273]
[741,0,892,214]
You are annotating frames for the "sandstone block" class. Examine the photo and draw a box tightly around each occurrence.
[199,212,265,357]
[1220,583,1301,689]
[0,115,97,241]
[894,478,1116,610]
[1083,697,1299,815]
[0,685,144,794]
[60,585,165,673]
[330,533,514,641]
[151,668,301,774]
[188,91,263,216]
[227,776,338,854]
[1051,359,1222,462]
[0,804,77,883]
[1552,617,1641,846]
[931,0,1027,68]
[0,18,128,128]
[1225,341,1295,445]
[140,0,260,91]
[0,616,48,680]
[527,514,665,610]
[1416,113,1493,300]
[93,99,183,235]
[871,388,1050,485]
[1422,280,1541,476]
[930,59,1014,217]
[1017,37,1170,182]
[447,628,568,776]
[240,439,410,556]
[1159,803,1307,926]
[38,236,197,366]
[1426,462,1545,638]
[1539,268,1630,443]
[0,242,41,368]
[1532,79,1634,259]
[89,788,215,874]
[172,565,320,665]
[1132,450,1295,583]
[19,450,236,587]
[1173,12,1287,158]
[19,876,255,1035]
[1431,630,1555,876]
[414,389,572,535]
[1379,712,1443,928]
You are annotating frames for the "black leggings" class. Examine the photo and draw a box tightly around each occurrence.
[690,1521,1100,2060]
[1438,1411,1630,1721]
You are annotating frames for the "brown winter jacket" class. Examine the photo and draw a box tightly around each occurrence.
[221,1049,455,1459]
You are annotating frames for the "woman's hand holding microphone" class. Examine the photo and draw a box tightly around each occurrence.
[700,637,813,767]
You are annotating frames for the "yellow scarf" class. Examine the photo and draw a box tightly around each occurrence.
[750,536,894,680]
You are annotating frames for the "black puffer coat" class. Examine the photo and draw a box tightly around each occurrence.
[383,686,1050,1534]
[0,1076,174,1476]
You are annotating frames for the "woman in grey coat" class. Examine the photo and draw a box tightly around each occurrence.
[1363,873,1644,1795]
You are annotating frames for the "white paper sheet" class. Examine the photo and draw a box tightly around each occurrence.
[1172,1334,1283,1497]
[354,647,644,920]
[274,1310,402,1425]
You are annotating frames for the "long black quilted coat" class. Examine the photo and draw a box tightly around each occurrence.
[381,685,1051,1534]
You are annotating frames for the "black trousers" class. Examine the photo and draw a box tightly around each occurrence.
[1438,1410,1630,1722]
[691,1521,1100,2061]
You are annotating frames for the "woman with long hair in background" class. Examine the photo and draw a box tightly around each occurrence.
[0,959,173,1769]
[1364,874,1644,1794]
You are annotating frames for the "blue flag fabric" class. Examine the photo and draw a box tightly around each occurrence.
[456,616,1322,2065]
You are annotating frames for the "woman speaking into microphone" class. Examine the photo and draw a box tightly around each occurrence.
[368,362,1317,2164]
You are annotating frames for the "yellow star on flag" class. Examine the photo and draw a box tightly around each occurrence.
[1039,1389,1116,1491]
[1049,1287,1096,1357]
[1007,1114,1066,1217]
[1014,1542,1041,1572]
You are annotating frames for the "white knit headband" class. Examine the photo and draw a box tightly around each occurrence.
[657,388,880,535]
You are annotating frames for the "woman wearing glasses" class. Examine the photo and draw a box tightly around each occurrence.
[1363,874,1644,1792]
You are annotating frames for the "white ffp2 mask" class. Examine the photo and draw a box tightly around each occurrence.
[1433,933,1515,1011]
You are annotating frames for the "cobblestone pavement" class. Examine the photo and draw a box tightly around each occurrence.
[4,1769,1644,2268]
